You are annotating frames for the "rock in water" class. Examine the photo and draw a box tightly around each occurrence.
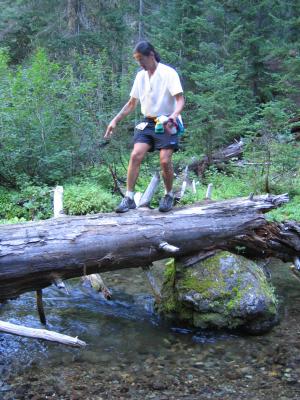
[157,252,278,334]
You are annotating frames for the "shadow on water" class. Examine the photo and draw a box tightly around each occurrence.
[1,260,300,399]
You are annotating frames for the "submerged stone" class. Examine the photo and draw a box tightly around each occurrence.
[157,252,278,334]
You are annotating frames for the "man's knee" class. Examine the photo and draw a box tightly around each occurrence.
[130,149,146,164]
[160,159,172,171]
[160,151,173,169]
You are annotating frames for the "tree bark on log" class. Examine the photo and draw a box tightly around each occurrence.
[1,194,299,302]
[226,220,300,261]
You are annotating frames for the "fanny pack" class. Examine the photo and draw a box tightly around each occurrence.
[154,116,185,135]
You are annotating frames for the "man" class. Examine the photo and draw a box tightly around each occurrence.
[104,41,185,213]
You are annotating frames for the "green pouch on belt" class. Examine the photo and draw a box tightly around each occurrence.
[155,116,169,134]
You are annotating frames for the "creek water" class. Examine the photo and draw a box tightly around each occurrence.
[0,260,300,400]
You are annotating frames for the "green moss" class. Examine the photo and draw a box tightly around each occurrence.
[158,252,278,331]
[193,312,227,329]
[179,254,233,300]
[161,296,178,314]
[177,306,193,321]
[158,258,178,314]
[181,274,231,299]
[226,284,250,312]
[164,258,176,281]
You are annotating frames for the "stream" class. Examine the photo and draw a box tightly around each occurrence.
[0,260,300,400]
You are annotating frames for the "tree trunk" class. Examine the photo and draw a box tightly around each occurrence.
[67,0,89,34]
[67,0,79,34]
[1,194,298,302]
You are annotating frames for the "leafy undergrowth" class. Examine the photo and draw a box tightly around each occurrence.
[0,164,299,223]
[176,167,300,222]
[267,195,300,222]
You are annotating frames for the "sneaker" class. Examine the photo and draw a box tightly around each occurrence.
[158,194,174,212]
[115,196,136,213]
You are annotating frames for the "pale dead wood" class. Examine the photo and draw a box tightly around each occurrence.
[142,266,161,302]
[159,242,180,253]
[53,186,64,218]
[0,320,86,347]
[138,171,160,207]
[82,274,112,300]
[205,183,213,200]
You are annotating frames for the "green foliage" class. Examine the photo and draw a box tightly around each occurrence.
[187,65,251,156]
[81,165,116,191]
[0,187,20,220]
[63,183,118,215]
[0,179,120,223]
[16,183,52,220]
[267,195,300,222]
[173,153,300,222]
[0,183,52,222]
[0,48,133,185]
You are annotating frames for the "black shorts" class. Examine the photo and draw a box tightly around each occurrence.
[133,118,180,152]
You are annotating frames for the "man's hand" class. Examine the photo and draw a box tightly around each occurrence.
[104,97,138,140]
[104,119,117,139]
[168,114,178,124]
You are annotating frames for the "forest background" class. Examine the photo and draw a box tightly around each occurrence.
[0,0,299,223]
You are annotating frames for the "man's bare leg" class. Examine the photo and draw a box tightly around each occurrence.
[159,148,174,193]
[159,149,175,212]
[127,142,151,191]
[115,143,150,213]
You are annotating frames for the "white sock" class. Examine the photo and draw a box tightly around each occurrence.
[165,191,174,197]
[126,191,134,199]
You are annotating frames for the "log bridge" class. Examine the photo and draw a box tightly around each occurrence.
[1,193,300,346]
[1,193,300,302]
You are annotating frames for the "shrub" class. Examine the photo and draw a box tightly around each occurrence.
[64,183,118,215]
[0,184,52,221]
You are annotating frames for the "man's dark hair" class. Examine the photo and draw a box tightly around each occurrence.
[134,41,161,62]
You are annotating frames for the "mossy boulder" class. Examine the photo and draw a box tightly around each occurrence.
[157,252,278,334]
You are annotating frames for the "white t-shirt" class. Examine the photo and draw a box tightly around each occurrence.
[130,63,183,117]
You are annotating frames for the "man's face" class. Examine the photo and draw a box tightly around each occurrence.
[134,52,155,70]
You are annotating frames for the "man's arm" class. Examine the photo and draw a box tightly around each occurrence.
[104,97,138,139]
[169,93,185,122]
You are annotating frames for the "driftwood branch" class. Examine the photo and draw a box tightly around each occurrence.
[290,265,300,282]
[0,320,86,347]
[36,289,46,325]
[82,274,112,300]
[142,266,161,302]
[54,278,69,294]
[108,164,125,197]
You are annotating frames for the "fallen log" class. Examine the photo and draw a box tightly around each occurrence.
[1,193,299,302]
[189,139,243,176]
